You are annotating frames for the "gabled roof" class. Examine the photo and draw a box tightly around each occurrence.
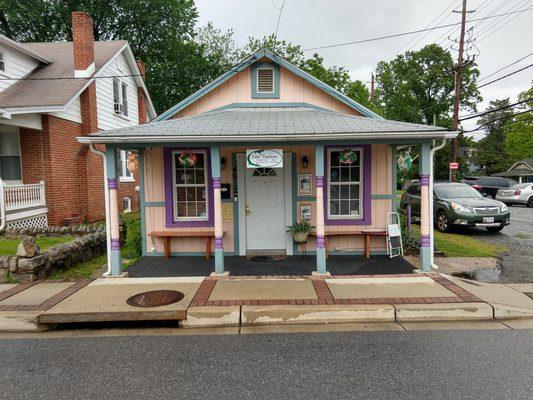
[0,40,156,118]
[154,49,383,122]
[508,157,533,171]
[0,34,51,64]
[78,103,457,144]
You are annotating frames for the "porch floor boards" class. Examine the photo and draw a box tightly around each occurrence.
[127,255,415,278]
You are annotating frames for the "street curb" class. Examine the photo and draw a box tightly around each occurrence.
[394,302,494,321]
[241,304,395,325]
[0,312,50,332]
[180,306,241,328]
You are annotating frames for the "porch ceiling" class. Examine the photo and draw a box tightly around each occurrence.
[78,105,458,144]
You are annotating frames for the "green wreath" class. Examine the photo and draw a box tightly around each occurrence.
[339,150,357,165]
[178,152,197,167]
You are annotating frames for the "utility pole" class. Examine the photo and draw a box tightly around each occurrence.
[370,72,375,104]
[450,0,468,182]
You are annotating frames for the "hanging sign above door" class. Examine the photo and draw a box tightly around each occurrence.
[246,149,284,168]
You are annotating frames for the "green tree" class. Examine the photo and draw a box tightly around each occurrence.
[375,44,481,125]
[474,98,515,175]
[504,85,533,161]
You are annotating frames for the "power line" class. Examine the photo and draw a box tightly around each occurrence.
[458,97,533,122]
[301,8,533,52]
[477,63,533,88]
[272,0,286,39]
[478,52,533,82]
[477,0,533,42]
[474,0,530,39]
[0,73,145,81]
[463,108,533,132]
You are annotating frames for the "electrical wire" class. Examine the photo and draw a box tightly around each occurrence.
[272,0,286,39]
[477,0,533,42]
[477,63,533,88]
[301,8,533,52]
[463,108,533,132]
[478,52,533,82]
[458,97,533,121]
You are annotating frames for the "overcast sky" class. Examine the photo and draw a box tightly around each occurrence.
[196,0,533,135]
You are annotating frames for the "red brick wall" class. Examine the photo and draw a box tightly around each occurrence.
[20,127,45,184]
[71,12,94,70]
[137,88,147,124]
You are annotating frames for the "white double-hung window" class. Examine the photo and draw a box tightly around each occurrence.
[0,51,5,72]
[117,150,134,182]
[112,77,128,117]
[172,150,208,221]
[327,148,363,219]
[0,132,22,182]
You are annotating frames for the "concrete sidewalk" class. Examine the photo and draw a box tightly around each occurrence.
[1,273,533,332]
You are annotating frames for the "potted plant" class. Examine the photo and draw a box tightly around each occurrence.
[287,220,313,244]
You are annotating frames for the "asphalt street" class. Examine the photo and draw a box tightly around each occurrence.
[466,206,533,283]
[1,329,532,400]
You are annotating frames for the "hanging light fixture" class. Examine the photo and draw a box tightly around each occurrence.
[220,157,227,170]
[301,156,309,169]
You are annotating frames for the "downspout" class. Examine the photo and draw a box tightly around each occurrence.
[0,179,6,232]
[429,139,447,269]
[88,144,112,277]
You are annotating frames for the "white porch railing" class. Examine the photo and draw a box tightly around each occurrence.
[0,180,48,231]
[4,181,46,211]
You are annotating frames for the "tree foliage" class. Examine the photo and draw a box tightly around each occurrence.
[504,86,533,161]
[375,44,481,125]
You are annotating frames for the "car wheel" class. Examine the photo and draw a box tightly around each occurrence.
[436,212,450,233]
[527,197,533,208]
[486,226,504,233]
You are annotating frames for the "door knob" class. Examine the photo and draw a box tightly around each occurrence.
[245,204,251,216]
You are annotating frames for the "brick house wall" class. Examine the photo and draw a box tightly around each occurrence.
[17,11,146,225]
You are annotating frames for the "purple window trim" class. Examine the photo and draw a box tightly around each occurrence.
[163,147,214,228]
[323,144,372,226]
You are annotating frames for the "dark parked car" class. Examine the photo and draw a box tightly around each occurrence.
[400,182,510,233]
[462,176,517,198]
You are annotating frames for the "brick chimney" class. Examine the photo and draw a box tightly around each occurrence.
[136,60,146,80]
[72,12,95,77]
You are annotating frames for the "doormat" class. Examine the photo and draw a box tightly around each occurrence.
[246,255,288,262]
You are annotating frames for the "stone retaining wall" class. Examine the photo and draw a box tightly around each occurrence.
[0,232,107,282]
[4,223,105,239]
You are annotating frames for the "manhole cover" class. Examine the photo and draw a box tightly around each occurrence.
[126,290,184,308]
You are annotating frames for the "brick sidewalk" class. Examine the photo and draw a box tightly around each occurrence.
[189,273,481,307]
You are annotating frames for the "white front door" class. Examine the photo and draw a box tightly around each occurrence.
[244,165,286,251]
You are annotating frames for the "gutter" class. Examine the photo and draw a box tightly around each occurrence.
[88,144,112,277]
[429,139,447,269]
[77,131,459,144]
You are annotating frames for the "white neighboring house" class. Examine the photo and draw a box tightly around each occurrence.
[0,12,156,229]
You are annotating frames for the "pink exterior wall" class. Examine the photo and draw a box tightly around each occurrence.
[170,65,362,119]
[143,144,392,255]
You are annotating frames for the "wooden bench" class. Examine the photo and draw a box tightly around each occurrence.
[148,231,225,260]
[309,229,387,259]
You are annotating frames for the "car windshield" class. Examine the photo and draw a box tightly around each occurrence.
[435,184,482,199]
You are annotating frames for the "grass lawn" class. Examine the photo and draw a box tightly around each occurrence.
[48,212,142,280]
[410,225,506,257]
[0,236,76,257]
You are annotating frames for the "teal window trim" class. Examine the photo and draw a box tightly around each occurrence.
[251,62,280,99]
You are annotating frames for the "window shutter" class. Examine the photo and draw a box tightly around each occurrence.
[257,68,274,92]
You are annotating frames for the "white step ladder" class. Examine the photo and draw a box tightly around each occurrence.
[387,212,404,258]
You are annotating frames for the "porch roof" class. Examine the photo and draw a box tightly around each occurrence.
[78,104,458,144]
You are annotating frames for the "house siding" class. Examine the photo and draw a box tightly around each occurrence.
[95,51,140,130]
[0,45,40,93]
[50,96,82,123]
[170,65,362,119]
[142,144,391,255]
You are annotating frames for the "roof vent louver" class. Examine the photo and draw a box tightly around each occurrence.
[257,68,274,93]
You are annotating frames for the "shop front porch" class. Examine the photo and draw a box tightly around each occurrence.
[126,255,416,278]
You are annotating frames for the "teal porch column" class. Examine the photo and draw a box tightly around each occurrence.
[105,145,122,276]
[315,144,327,274]
[211,146,224,274]
[419,141,432,272]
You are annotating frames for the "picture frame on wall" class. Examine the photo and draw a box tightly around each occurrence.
[300,204,312,221]
[297,173,312,196]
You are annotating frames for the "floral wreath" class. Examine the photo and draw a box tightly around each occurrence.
[178,152,198,167]
[339,150,357,165]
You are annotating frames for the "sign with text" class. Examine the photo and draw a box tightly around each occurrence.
[449,162,459,170]
[246,149,284,168]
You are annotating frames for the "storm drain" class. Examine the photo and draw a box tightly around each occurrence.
[126,290,184,308]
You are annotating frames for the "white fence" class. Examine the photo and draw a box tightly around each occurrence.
[0,180,48,230]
